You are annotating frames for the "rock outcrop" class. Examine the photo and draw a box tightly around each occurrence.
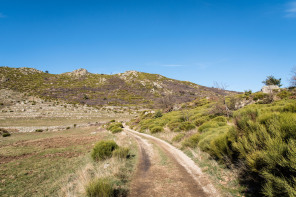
[65,68,89,77]
[261,85,280,94]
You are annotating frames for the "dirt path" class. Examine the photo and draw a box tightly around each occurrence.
[125,127,219,197]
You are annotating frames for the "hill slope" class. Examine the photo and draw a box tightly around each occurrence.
[0,67,232,107]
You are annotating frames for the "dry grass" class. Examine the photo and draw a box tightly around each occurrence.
[59,132,137,196]
[0,125,137,196]
[0,116,128,127]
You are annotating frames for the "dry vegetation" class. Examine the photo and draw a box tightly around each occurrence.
[0,125,137,196]
[129,88,296,196]
[0,66,233,108]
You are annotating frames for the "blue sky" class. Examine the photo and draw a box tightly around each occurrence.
[0,0,296,92]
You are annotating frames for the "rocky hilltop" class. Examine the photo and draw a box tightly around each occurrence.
[63,68,89,77]
[0,66,234,108]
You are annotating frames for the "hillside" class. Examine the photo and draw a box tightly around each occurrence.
[129,89,296,196]
[0,67,233,108]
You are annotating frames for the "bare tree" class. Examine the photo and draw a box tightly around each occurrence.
[159,95,174,111]
[213,81,231,118]
[290,67,296,87]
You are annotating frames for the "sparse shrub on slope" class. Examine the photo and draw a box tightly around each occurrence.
[212,116,227,122]
[179,121,195,131]
[85,178,114,197]
[154,110,163,118]
[112,147,130,159]
[172,133,186,142]
[168,122,181,132]
[194,116,210,126]
[91,140,119,161]
[0,128,11,137]
[197,126,231,158]
[150,126,163,134]
[107,122,124,134]
[198,121,219,132]
[181,133,200,148]
[2,133,11,137]
[277,89,292,99]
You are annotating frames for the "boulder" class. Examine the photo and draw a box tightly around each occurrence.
[261,85,280,94]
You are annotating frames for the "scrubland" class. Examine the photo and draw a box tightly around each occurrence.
[129,89,296,196]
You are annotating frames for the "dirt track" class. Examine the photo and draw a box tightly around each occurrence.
[125,127,220,197]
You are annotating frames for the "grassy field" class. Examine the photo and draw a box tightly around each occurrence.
[0,116,131,127]
[0,125,137,196]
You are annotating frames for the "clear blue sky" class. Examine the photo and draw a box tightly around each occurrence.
[1,0,296,92]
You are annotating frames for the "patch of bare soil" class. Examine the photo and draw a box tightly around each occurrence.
[126,127,220,197]
[0,153,36,164]
[12,135,101,149]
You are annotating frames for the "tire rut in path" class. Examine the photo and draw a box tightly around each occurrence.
[126,128,219,197]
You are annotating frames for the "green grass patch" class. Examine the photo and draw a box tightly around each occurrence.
[91,140,119,161]
[85,178,114,197]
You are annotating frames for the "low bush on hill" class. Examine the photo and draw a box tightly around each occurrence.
[107,122,124,134]
[112,147,130,159]
[181,133,200,148]
[91,140,119,161]
[2,133,11,137]
[0,128,11,137]
[85,178,114,197]
[172,133,186,142]
[150,126,164,134]
[179,121,195,131]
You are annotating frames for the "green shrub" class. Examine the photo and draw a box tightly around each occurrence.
[110,119,116,122]
[35,129,43,132]
[110,127,123,134]
[229,104,296,195]
[198,121,219,132]
[154,110,163,118]
[173,128,181,132]
[212,116,227,122]
[91,140,119,161]
[194,116,210,126]
[217,122,227,126]
[107,122,123,130]
[179,122,195,131]
[107,122,124,133]
[150,126,164,134]
[168,122,181,132]
[210,131,233,161]
[112,147,130,159]
[182,133,200,148]
[253,92,266,101]
[85,178,114,197]
[277,90,291,99]
[2,133,11,137]
[172,133,185,142]
[66,127,70,130]
[282,103,296,113]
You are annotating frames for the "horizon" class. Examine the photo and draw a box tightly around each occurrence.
[1,0,296,92]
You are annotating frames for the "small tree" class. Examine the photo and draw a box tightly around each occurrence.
[262,75,282,87]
